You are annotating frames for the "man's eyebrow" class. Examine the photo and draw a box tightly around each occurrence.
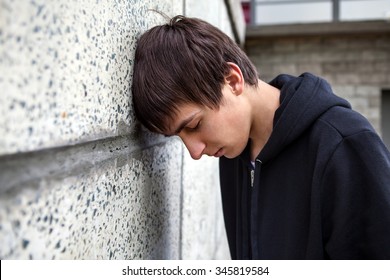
[174,112,199,134]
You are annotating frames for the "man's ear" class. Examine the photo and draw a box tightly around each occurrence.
[225,62,245,96]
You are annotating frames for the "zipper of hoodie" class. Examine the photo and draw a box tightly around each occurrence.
[250,159,262,187]
[250,158,262,259]
[250,169,254,187]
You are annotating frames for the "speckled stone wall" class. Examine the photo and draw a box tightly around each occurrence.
[0,0,183,155]
[0,0,243,259]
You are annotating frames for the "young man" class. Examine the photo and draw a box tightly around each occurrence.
[132,15,390,259]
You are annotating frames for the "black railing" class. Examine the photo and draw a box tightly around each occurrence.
[249,0,386,25]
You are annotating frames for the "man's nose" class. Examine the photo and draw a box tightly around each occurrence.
[180,135,205,160]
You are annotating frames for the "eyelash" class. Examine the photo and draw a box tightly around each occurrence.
[189,121,200,131]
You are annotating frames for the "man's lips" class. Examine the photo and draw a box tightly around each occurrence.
[214,148,224,157]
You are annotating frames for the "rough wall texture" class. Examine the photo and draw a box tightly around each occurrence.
[246,25,390,135]
[0,0,243,259]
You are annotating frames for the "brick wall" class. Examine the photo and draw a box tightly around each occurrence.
[246,22,390,135]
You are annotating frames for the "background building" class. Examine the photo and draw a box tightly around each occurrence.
[245,0,390,148]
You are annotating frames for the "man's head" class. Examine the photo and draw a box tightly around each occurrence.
[131,15,258,135]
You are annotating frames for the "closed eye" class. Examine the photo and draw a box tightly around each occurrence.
[187,121,200,131]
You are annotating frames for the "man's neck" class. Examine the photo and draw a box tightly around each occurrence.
[248,79,280,161]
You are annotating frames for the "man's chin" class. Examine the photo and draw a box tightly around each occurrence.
[222,152,238,159]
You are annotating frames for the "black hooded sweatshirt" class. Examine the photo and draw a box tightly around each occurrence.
[219,73,390,259]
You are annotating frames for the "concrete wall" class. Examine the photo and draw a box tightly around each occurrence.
[246,21,390,135]
[0,0,244,259]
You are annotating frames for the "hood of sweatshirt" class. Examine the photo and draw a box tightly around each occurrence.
[258,72,351,163]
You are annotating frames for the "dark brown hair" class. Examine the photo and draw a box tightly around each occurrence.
[132,15,258,133]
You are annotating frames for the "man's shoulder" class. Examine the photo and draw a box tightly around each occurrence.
[316,106,376,139]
